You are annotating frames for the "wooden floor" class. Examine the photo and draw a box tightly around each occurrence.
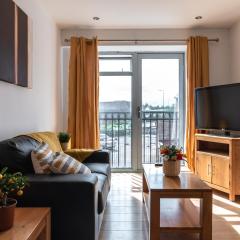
[99,173,240,240]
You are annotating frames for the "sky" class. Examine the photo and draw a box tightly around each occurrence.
[99,58,179,107]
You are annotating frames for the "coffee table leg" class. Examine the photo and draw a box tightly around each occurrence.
[143,173,148,203]
[149,192,160,240]
[200,192,212,240]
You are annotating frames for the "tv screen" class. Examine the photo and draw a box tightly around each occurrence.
[195,83,240,131]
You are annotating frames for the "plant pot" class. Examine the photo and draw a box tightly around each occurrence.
[163,159,181,177]
[60,142,70,151]
[0,198,17,231]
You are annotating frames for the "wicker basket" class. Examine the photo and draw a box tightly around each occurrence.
[163,159,181,177]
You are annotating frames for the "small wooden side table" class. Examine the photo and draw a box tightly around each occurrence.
[0,208,51,240]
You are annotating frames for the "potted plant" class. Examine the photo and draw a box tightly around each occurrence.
[0,167,28,231]
[58,132,71,151]
[160,145,184,177]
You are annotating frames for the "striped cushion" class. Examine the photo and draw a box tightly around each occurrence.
[31,143,52,174]
[49,152,91,175]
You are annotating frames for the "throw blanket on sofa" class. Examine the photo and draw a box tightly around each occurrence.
[64,149,96,163]
[22,132,95,163]
[25,132,62,152]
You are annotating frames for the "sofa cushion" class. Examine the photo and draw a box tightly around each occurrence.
[0,136,40,173]
[84,163,110,177]
[85,163,111,192]
[92,173,110,214]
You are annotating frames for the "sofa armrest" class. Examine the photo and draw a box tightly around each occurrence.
[19,174,98,203]
[26,173,97,183]
[65,149,110,164]
[17,174,99,240]
[83,150,110,164]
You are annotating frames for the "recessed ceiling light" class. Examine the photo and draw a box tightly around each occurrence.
[195,16,203,20]
[93,17,100,21]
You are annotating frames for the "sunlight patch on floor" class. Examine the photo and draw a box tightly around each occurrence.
[232,225,240,235]
[130,192,143,201]
[223,216,240,222]
[213,194,240,209]
[212,205,238,216]
[104,173,240,239]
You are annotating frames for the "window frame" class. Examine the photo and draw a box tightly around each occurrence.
[99,51,185,170]
[99,55,133,76]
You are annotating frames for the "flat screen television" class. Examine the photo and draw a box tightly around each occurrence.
[195,83,240,132]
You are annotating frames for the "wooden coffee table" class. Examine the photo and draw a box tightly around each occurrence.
[143,164,212,240]
[0,208,51,240]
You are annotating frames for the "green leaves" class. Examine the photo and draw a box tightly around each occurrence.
[0,167,28,206]
[0,167,8,175]
[58,132,71,143]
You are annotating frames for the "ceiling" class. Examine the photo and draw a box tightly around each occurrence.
[36,0,240,29]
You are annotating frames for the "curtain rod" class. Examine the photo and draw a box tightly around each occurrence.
[64,38,219,43]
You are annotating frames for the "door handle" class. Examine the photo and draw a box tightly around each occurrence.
[207,164,212,176]
[137,106,141,119]
[212,165,215,175]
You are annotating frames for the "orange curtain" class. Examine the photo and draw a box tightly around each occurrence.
[186,36,209,171]
[68,37,100,149]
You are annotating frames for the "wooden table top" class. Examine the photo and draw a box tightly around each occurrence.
[143,164,212,192]
[0,208,50,240]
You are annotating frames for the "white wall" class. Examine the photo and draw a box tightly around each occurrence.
[61,28,231,86]
[0,0,61,140]
[230,20,240,83]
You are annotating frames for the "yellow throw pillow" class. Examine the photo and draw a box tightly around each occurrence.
[49,152,91,175]
[31,143,52,174]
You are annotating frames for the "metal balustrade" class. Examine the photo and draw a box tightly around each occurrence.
[142,111,179,164]
[99,111,179,168]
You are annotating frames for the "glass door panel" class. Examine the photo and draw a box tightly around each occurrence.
[99,64,132,168]
[139,55,184,166]
[98,53,184,170]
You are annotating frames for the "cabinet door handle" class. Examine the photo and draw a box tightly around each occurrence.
[207,164,210,175]
[212,165,215,175]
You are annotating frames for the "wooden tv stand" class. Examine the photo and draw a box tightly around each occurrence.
[195,133,240,201]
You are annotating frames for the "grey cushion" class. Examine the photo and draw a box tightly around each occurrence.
[92,173,110,214]
[84,163,110,177]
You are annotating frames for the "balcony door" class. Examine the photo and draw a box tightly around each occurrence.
[99,53,185,170]
[136,54,185,169]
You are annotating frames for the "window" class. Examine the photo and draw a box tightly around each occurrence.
[99,52,185,169]
[99,56,132,168]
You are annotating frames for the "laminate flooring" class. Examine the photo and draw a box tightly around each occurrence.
[99,173,240,240]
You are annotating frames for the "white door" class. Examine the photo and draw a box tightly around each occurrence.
[136,53,185,170]
[98,53,185,170]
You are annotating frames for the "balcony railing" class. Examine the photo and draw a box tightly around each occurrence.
[142,111,179,164]
[99,112,131,168]
[99,111,179,168]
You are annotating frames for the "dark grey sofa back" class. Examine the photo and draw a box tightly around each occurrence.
[0,136,40,173]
